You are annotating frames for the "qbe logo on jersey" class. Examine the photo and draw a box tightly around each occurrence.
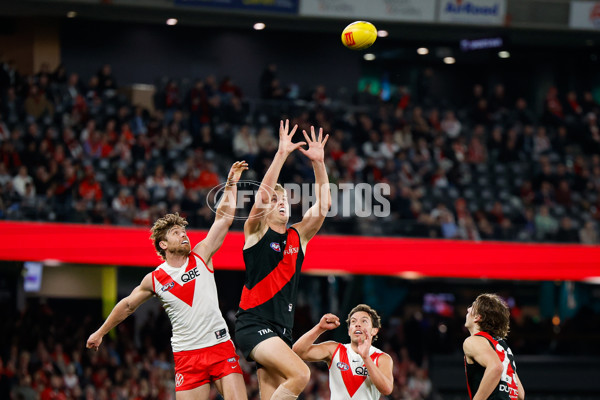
[438,0,506,25]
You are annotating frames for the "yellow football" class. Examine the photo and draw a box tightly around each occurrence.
[341,21,377,51]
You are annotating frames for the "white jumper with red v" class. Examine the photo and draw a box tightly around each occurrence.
[151,251,229,352]
[329,343,384,400]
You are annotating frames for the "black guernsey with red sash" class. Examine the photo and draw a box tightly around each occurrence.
[237,227,304,331]
[465,331,519,400]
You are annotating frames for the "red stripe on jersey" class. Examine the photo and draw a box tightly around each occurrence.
[191,251,213,273]
[239,229,301,310]
[329,343,342,369]
[338,345,366,397]
[464,356,474,400]
[337,345,381,398]
[153,255,198,307]
[475,332,519,400]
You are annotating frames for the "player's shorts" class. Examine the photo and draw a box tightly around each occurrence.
[173,340,242,392]
[234,312,293,363]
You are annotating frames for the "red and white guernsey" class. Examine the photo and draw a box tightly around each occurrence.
[329,343,384,400]
[151,251,229,353]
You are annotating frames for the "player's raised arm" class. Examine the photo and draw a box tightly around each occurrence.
[244,119,305,236]
[357,329,394,396]
[194,161,248,262]
[293,126,331,245]
[292,313,340,363]
[86,272,154,351]
[463,335,504,400]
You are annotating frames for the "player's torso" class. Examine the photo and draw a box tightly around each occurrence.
[152,251,228,352]
[465,332,519,400]
[329,343,383,400]
[238,227,304,329]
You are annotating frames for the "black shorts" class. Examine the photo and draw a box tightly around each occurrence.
[234,312,293,362]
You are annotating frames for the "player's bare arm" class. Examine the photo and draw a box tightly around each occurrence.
[86,272,154,350]
[357,330,394,395]
[292,313,340,363]
[515,373,525,400]
[194,160,248,262]
[244,119,305,246]
[292,126,331,249]
[463,336,504,400]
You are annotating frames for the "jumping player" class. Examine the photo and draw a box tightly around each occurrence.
[292,304,394,399]
[234,119,331,400]
[86,161,249,400]
[464,293,525,400]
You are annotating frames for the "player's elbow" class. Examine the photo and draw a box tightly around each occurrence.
[489,361,503,380]
[518,384,525,400]
[124,299,137,315]
[291,343,306,358]
[216,211,235,226]
[380,381,394,396]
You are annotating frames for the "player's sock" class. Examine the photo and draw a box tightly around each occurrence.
[270,384,298,400]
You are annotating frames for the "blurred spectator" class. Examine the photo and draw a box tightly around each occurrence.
[535,205,558,241]
[579,221,599,244]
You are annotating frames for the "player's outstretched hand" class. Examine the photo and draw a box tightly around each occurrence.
[318,313,340,331]
[299,126,329,163]
[357,330,373,359]
[278,119,306,155]
[86,331,103,351]
[227,161,249,186]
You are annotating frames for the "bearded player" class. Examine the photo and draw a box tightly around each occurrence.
[87,161,248,400]
[292,304,394,400]
[464,293,525,400]
[234,119,331,400]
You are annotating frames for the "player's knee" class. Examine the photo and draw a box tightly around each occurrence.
[292,362,310,391]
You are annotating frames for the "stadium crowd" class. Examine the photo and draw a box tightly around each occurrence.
[0,61,599,244]
[2,289,598,400]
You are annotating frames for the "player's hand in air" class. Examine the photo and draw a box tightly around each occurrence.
[227,161,249,185]
[318,313,340,332]
[299,126,329,163]
[278,119,305,155]
[86,331,103,351]
[357,329,373,359]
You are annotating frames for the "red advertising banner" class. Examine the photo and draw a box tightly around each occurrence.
[1,221,598,281]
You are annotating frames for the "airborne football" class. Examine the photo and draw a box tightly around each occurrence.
[341,21,377,50]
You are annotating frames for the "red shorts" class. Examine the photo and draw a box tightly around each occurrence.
[173,340,242,392]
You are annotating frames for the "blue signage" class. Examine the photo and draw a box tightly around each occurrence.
[174,0,298,14]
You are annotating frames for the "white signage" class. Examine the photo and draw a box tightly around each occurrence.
[569,1,600,30]
[300,0,436,22]
[438,0,506,25]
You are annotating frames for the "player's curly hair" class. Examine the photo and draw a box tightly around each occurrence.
[150,213,188,260]
[346,304,382,342]
[473,293,510,339]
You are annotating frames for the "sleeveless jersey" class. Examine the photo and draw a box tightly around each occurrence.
[237,227,304,330]
[465,332,519,400]
[329,343,384,400]
[152,251,229,353]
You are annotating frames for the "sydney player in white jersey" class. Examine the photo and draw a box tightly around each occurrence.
[87,161,249,400]
[292,304,393,400]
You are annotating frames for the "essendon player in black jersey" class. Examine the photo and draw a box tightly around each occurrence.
[464,294,525,400]
[235,119,331,400]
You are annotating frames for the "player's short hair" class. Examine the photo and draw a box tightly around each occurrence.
[472,293,510,339]
[150,213,188,260]
[346,304,382,342]
[274,183,285,193]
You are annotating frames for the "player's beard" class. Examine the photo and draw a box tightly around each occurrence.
[169,243,190,257]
